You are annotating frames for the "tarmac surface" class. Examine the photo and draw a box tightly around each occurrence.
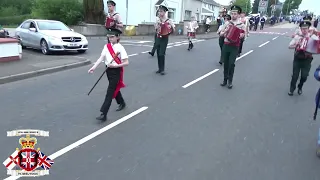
[1,23,320,180]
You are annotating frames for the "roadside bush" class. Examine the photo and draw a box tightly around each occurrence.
[0,7,20,17]
[31,0,83,25]
[0,14,32,26]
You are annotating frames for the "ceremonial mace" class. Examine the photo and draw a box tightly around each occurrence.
[87,52,119,96]
[313,88,320,120]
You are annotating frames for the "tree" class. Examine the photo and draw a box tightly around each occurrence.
[233,0,252,14]
[32,0,83,25]
[83,0,105,24]
[252,0,259,13]
[282,0,302,15]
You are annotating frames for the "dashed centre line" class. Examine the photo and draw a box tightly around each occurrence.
[258,41,270,47]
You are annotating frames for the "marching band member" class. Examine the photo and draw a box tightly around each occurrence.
[238,12,249,57]
[88,28,129,121]
[219,5,246,89]
[292,16,313,37]
[186,15,199,51]
[288,19,316,96]
[105,1,123,43]
[154,5,175,75]
[260,16,266,30]
[217,14,231,65]
[149,10,160,56]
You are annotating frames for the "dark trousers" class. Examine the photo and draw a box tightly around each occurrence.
[254,23,258,31]
[219,37,225,63]
[289,55,313,92]
[100,68,125,115]
[260,22,265,30]
[238,38,244,55]
[206,25,210,32]
[249,24,253,30]
[150,33,157,55]
[155,36,169,72]
[222,44,238,82]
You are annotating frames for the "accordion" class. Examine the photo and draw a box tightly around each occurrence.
[225,24,241,43]
[296,37,309,51]
[296,36,320,54]
[105,16,116,28]
[158,22,172,37]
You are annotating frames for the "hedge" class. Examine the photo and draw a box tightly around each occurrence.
[0,14,32,26]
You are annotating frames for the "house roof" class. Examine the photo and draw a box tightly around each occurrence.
[202,8,214,13]
[202,0,221,7]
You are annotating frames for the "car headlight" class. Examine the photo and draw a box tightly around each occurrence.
[48,36,61,42]
[81,36,88,42]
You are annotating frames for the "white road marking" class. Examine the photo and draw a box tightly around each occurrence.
[258,41,270,47]
[174,44,182,46]
[128,53,138,57]
[236,50,253,61]
[141,51,149,54]
[119,40,152,44]
[121,44,153,47]
[182,69,219,88]
[272,36,279,40]
[3,106,149,180]
[167,46,173,48]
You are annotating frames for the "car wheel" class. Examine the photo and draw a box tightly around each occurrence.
[40,39,50,55]
[17,36,26,49]
[77,50,86,54]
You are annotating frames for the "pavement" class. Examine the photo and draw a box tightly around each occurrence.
[2,23,320,180]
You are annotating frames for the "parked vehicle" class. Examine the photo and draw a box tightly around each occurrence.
[15,19,88,55]
[0,29,9,38]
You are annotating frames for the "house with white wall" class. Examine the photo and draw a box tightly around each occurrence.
[201,0,221,22]
[182,0,202,21]
[103,0,182,25]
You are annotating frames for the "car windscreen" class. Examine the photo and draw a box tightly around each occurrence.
[37,21,70,31]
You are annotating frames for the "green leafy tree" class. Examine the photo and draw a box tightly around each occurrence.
[233,0,252,14]
[282,0,302,15]
[0,0,34,15]
[252,0,259,13]
[32,0,83,25]
[83,0,105,24]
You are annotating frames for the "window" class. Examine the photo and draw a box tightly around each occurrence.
[168,8,175,20]
[37,21,70,31]
[196,13,200,22]
[21,22,30,29]
[184,10,192,20]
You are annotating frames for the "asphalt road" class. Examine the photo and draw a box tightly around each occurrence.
[1,24,320,180]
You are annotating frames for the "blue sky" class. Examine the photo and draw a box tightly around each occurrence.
[214,0,320,15]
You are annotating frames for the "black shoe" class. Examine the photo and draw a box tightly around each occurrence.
[160,71,166,75]
[288,91,294,96]
[187,48,190,51]
[116,103,126,111]
[220,79,227,86]
[227,81,233,89]
[298,88,302,95]
[148,52,154,56]
[219,61,223,65]
[237,54,241,57]
[155,70,161,73]
[96,114,107,121]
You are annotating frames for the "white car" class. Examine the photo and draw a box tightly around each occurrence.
[15,19,88,55]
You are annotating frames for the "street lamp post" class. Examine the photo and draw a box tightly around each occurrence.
[126,0,128,27]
